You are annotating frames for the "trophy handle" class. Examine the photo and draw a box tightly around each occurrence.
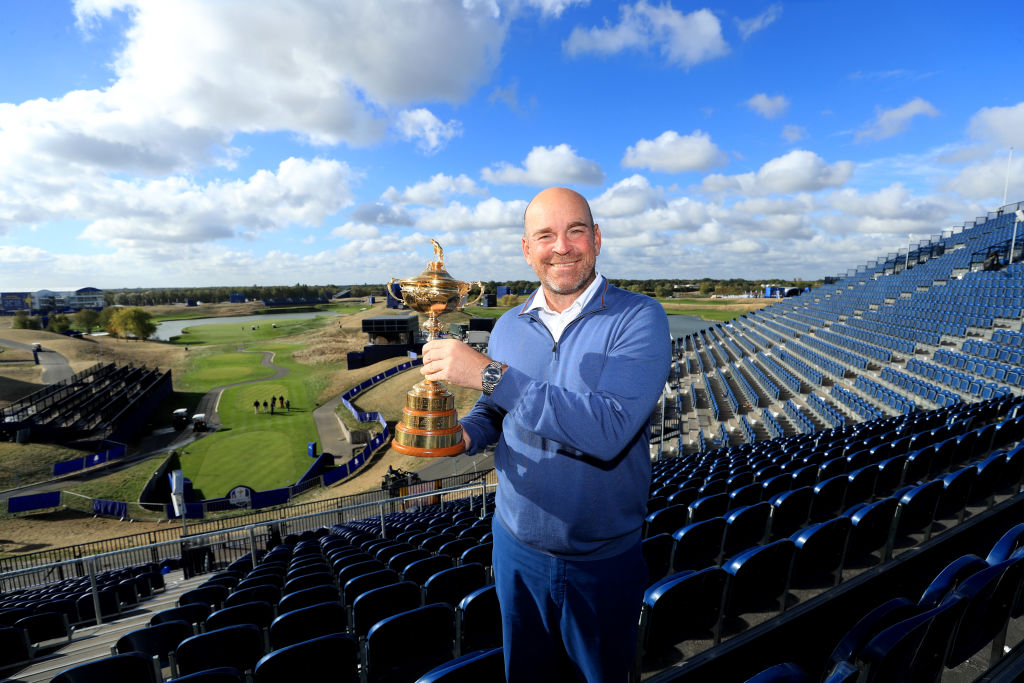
[465,281,485,307]
[386,278,403,303]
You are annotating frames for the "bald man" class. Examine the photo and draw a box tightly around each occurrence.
[421,187,671,682]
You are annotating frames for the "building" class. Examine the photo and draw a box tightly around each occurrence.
[1,287,104,313]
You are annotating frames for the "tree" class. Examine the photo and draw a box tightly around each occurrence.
[499,294,519,307]
[75,308,101,334]
[46,314,71,333]
[107,308,157,340]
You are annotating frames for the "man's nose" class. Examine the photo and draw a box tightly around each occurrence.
[553,232,570,252]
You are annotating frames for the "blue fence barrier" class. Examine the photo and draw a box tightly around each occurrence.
[93,499,128,519]
[53,459,85,476]
[52,445,128,476]
[7,491,61,514]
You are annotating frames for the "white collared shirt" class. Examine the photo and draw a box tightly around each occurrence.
[525,272,603,342]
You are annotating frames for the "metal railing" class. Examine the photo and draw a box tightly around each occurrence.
[0,468,496,574]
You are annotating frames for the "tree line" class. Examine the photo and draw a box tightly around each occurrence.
[11,308,157,340]
[97,277,820,307]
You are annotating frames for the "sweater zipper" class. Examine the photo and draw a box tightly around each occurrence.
[538,308,603,359]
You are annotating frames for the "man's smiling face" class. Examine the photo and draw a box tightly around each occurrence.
[522,187,602,311]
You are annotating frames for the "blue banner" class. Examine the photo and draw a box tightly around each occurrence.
[8,491,61,513]
[86,451,108,468]
[53,458,85,476]
[252,488,290,509]
[93,499,128,518]
[307,441,317,458]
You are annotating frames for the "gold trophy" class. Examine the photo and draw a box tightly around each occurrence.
[387,240,483,457]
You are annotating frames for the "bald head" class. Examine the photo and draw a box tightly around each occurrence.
[524,187,594,233]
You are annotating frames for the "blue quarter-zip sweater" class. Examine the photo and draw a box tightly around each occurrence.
[461,278,671,559]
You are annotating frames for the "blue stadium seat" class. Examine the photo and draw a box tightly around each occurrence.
[52,652,162,683]
[175,624,265,677]
[268,600,346,650]
[671,517,726,571]
[351,581,421,638]
[364,604,455,683]
[456,584,502,656]
[114,619,194,678]
[789,517,851,589]
[253,633,359,683]
[276,584,340,615]
[415,646,504,682]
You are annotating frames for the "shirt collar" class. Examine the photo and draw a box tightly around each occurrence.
[526,271,604,315]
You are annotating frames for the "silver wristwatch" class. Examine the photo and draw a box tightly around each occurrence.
[481,361,504,395]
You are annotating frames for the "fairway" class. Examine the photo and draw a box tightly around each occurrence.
[179,372,320,498]
[176,351,277,393]
[179,429,307,498]
[172,315,335,346]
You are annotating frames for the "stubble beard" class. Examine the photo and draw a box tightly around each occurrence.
[542,264,596,296]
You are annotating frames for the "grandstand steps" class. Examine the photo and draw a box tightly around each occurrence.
[9,569,204,682]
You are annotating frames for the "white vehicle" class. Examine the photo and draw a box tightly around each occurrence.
[30,342,42,351]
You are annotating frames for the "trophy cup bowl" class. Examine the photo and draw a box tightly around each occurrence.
[386,240,483,457]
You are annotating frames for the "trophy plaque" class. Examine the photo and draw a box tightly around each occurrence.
[387,240,483,457]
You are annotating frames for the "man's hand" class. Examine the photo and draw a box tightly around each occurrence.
[421,339,491,390]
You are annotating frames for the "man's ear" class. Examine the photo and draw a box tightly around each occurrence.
[593,223,602,256]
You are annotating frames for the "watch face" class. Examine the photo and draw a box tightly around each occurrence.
[483,366,501,382]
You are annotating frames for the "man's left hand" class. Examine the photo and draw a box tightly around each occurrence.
[421,339,491,391]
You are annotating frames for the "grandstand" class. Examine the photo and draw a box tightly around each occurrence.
[0,362,172,447]
[2,203,1024,681]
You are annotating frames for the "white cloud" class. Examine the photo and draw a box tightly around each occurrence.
[482,144,605,186]
[701,150,854,196]
[414,197,529,232]
[782,124,806,142]
[827,184,963,233]
[590,175,665,217]
[395,109,463,154]
[382,174,485,206]
[350,202,415,227]
[856,97,939,142]
[564,2,728,68]
[968,101,1024,148]
[745,93,789,119]
[75,157,358,245]
[53,1,508,160]
[944,156,1024,201]
[522,0,589,18]
[736,4,782,40]
[622,130,727,173]
[331,222,381,239]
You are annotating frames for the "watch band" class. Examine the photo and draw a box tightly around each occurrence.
[481,360,504,395]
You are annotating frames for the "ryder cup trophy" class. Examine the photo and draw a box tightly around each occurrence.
[387,240,483,457]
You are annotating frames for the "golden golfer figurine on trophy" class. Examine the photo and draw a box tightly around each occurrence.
[387,240,483,457]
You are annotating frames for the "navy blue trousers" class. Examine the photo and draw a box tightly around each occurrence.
[492,520,647,683]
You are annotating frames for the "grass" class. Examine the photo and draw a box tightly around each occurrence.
[0,443,91,490]
[174,341,329,498]
[174,349,277,393]
[64,458,160,505]
[665,307,749,321]
[170,315,337,347]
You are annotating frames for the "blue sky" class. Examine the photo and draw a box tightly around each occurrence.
[1,0,1022,290]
